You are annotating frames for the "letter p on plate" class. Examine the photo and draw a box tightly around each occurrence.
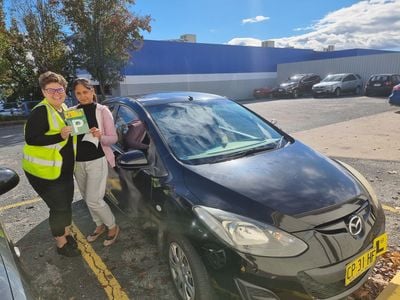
[71,119,84,133]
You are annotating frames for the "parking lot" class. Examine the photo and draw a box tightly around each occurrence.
[0,95,399,299]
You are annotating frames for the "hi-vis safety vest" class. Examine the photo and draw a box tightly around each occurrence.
[22,99,76,180]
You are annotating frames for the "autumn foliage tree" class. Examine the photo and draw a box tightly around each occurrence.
[60,0,151,101]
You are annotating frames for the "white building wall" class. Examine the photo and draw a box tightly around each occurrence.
[277,53,400,85]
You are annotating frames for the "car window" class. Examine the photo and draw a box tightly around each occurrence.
[322,74,344,82]
[146,99,283,164]
[344,75,356,81]
[369,75,389,82]
[114,105,143,149]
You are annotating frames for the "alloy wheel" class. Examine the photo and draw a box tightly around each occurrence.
[169,242,196,300]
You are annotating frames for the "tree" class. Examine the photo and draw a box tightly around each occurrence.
[2,18,38,101]
[0,0,11,95]
[3,0,79,101]
[21,0,72,75]
[60,0,151,101]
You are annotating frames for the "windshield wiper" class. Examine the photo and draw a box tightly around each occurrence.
[206,142,278,163]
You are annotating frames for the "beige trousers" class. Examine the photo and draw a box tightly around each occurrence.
[75,157,116,229]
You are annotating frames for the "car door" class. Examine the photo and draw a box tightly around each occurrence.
[105,103,168,220]
[300,76,312,93]
[342,75,355,92]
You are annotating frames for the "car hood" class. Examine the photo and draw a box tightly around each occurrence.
[313,81,340,87]
[183,141,365,232]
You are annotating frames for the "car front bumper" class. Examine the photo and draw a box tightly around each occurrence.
[201,204,385,300]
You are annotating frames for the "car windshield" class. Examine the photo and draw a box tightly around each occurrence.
[146,99,284,164]
[287,75,303,82]
[322,75,344,82]
[370,75,389,82]
[289,75,303,82]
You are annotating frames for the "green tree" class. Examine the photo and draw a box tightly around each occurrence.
[60,0,151,101]
[4,0,79,101]
[22,0,72,75]
[0,0,11,96]
[3,18,38,101]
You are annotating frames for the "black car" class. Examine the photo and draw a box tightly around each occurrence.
[365,74,400,96]
[272,74,321,98]
[0,168,34,300]
[104,92,386,300]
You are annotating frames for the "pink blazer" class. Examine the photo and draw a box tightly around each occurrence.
[95,104,118,167]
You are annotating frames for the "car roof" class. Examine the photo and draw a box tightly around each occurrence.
[106,91,228,106]
[326,73,352,76]
[369,74,399,77]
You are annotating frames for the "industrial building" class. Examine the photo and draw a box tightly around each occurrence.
[86,37,400,100]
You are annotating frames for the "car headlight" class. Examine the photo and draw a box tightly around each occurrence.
[334,160,381,209]
[193,206,308,257]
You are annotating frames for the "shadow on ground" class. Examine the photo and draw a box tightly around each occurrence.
[16,200,177,300]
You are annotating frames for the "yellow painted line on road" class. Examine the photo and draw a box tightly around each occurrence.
[382,204,400,214]
[376,272,400,299]
[0,197,41,212]
[70,223,129,300]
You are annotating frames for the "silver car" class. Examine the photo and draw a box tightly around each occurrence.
[312,73,363,97]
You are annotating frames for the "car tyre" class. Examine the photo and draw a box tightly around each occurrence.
[167,233,215,300]
[334,88,341,97]
[292,89,299,98]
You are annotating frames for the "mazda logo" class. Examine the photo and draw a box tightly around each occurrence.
[348,215,363,236]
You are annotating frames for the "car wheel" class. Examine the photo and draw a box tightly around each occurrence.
[168,233,215,300]
[355,86,361,95]
[334,88,341,97]
[292,89,299,98]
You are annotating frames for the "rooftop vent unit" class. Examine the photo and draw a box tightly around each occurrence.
[262,40,275,48]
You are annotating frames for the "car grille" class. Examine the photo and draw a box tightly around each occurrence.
[313,86,328,91]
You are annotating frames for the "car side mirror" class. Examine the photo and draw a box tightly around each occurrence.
[0,167,20,195]
[117,150,148,170]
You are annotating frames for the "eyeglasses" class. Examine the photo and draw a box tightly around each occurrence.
[45,87,65,95]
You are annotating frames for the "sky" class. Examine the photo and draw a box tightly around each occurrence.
[3,0,400,51]
[133,0,400,51]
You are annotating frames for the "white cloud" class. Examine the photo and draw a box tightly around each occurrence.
[242,16,269,24]
[229,0,400,50]
[227,38,262,47]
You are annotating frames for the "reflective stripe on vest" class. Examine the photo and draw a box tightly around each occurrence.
[22,99,72,180]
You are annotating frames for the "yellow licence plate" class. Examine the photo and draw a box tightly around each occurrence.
[345,233,387,286]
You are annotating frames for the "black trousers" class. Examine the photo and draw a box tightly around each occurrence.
[25,172,74,237]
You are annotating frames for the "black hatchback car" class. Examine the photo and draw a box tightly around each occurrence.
[272,74,321,98]
[104,92,386,300]
[365,74,400,96]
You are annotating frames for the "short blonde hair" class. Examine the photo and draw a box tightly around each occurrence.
[38,71,67,89]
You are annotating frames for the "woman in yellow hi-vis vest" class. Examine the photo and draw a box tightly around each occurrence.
[22,71,79,257]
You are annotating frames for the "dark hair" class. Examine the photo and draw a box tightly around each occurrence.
[38,71,67,89]
[72,78,97,102]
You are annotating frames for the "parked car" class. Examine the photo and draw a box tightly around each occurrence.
[365,74,400,96]
[253,86,273,99]
[312,73,363,97]
[272,74,321,98]
[0,167,35,299]
[388,83,400,106]
[104,92,386,300]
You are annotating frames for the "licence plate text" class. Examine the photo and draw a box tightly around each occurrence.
[345,233,387,286]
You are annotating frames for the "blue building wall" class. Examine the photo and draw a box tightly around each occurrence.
[114,39,397,100]
[123,40,395,76]
[123,40,316,75]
